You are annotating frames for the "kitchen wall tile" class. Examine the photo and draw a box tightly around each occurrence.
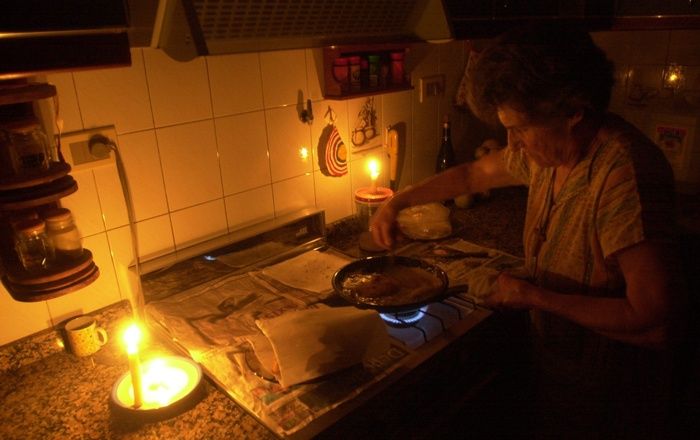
[272,174,315,216]
[46,233,121,324]
[306,49,324,102]
[0,287,51,346]
[309,100,350,173]
[61,169,105,237]
[668,30,700,66]
[108,214,175,263]
[171,200,228,249]
[116,130,169,221]
[143,49,212,127]
[265,106,313,182]
[382,90,414,190]
[313,171,352,223]
[347,96,383,157]
[592,31,670,66]
[260,49,308,108]
[105,226,141,312]
[207,53,264,117]
[45,72,83,133]
[156,120,222,211]
[224,186,275,230]
[72,49,153,134]
[216,112,271,195]
[93,164,129,230]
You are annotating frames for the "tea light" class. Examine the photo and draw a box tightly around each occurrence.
[123,323,143,408]
[367,158,380,193]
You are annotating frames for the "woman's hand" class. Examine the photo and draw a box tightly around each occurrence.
[482,272,535,309]
[369,201,400,250]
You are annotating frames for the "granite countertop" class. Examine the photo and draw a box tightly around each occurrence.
[0,187,527,440]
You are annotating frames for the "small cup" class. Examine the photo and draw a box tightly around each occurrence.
[64,315,108,357]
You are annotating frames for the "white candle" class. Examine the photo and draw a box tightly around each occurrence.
[124,323,143,408]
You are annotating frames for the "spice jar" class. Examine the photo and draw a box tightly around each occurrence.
[1,118,51,176]
[14,219,54,272]
[43,208,83,260]
[390,51,405,85]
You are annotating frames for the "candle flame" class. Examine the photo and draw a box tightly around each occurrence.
[123,323,142,355]
[367,158,380,180]
[299,147,309,161]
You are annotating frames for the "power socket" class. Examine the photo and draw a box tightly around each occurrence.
[61,126,117,171]
[419,74,445,103]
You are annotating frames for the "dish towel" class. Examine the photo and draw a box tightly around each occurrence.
[253,307,390,388]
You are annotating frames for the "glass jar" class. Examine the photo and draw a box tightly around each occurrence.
[354,187,394,231]
[14,219,54,272]
[1,117,51,176]
[43,207,83,260]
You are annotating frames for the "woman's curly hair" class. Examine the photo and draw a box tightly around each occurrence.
[466,23,615,126]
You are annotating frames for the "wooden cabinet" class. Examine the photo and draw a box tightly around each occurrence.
[0,82,98,302]
[322,44,413,100]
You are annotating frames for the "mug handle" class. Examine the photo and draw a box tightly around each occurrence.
[96,327,108,346]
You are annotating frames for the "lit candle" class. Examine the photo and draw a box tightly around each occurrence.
[367,158,380,193]
[123,323,143,408]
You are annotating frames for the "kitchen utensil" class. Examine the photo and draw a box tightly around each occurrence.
[63,314,108,357]
[332,255,467,313]
[387,126,399,191]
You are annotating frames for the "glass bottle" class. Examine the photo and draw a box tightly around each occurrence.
[43,207,83,260]
[14,219,54,272]
[435,116,456,173]
[1,117,51,176]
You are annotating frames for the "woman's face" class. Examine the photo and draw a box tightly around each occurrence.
[497,105,573,168]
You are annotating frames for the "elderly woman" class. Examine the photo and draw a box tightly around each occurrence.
[370,24,685,438]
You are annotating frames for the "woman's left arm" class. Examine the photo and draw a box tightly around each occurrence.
[484,240,684,349]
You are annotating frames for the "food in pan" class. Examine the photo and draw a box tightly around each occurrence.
[341,264,444,306]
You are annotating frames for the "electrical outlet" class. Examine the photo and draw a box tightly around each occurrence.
[60,126,117,171]
[419,74,445,103]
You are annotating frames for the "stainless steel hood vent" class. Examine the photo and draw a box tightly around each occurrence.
[153,0,452,61]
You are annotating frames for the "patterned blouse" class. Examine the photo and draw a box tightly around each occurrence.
[503,113,676,381]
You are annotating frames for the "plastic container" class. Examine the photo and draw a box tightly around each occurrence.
[43,207,83,260]
[14,219,53,271]
[354,187,394,231]
[1,117,51,176]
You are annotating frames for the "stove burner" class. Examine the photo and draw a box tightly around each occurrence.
[380,306,429,327]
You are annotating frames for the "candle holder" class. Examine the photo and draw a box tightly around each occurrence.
[354,186,393,231]
[110,355,204,422]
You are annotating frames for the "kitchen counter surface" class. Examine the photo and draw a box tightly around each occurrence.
[0,187,527,440]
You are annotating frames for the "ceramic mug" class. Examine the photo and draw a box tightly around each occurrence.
[64,315,108,357]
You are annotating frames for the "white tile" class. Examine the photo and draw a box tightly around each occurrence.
[107,216,175,265]
[93,164,129,230]
[310,100,350,173]
[116,130,169,221]
[260,49,308,108]
[668,30,700,66]
[171,200,228,249]
[143,49,212,127]
[313,170,352,224]
[224,186,275,230]
[0,286,52,345]
[72,48,153,134]
[215,112,271,195]
[265,106,313,182]
[272,174,315,216]
[347,96,383,154]
[156,120,223,211]
[46,72,83,133]
[46,233,122,324]
[306,49,324,101]
[207,53,264,117]
[61,169,105,236]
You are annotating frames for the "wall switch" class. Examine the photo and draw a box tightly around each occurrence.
[61,126,117,170]
[419,74,445,103]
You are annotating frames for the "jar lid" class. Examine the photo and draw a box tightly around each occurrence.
[15,218,46,235]
[43,207,72,223]
[354,187,393,203]
[1,117,42,134]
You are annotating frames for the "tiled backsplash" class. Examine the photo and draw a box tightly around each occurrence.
[2,30,699,346]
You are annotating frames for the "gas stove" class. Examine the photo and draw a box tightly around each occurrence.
[141,209,519,439]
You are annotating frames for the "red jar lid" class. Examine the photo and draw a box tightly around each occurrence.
[354,187,393,203]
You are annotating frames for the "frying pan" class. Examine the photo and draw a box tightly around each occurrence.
[331,255,467,313]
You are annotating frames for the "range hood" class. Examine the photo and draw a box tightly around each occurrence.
[148,0,452,61]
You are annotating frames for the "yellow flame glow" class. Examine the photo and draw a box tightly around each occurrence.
[141,358,190,406]
[123,323,142,355]
[299,147,309,161]
[367,158,380,180]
